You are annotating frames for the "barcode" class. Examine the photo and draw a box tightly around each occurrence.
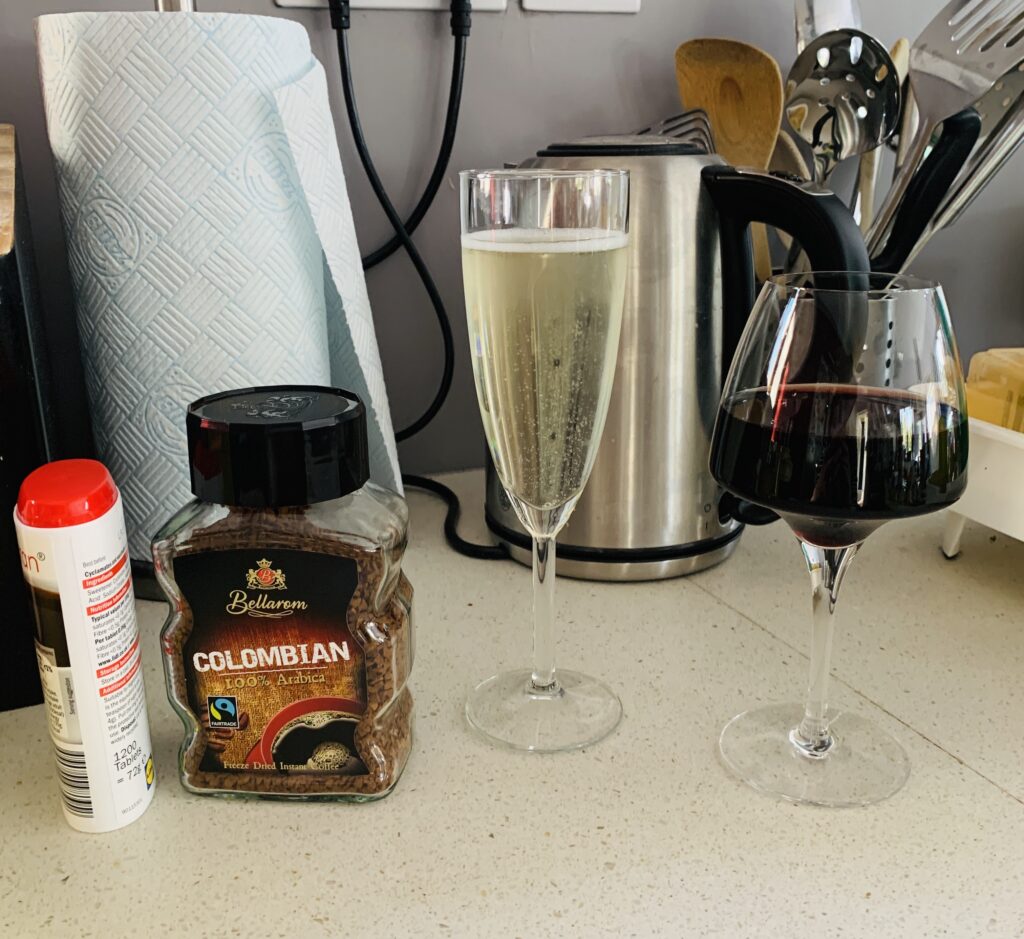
[54,744,93,818]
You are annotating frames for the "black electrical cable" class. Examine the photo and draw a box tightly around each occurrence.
[334,22,454,443]
[361,35,466,270]
[403,475,508,559]
[330,0,506,560]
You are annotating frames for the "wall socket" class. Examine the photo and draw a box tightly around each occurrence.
[274,1,508,10]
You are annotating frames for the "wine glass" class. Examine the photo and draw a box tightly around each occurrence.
[710,272,969,806]
[460,168,629,752]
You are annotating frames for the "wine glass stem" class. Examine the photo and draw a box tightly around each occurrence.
[794,541,860,756]
[531,536,558,694]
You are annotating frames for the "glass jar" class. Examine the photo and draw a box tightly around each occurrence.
[152,387,413,801]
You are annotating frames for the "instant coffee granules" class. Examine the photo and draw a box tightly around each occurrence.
[152,387,413,801]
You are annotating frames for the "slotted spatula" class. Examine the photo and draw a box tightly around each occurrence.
[867,0,1024,254]
[855,38,909,232]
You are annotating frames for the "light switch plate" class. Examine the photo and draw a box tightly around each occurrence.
[522,0,639,10]
[275,0,508,10]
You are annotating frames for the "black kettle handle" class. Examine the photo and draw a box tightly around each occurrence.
[700,164,871,386]
[701,165,871,529]
[870,107,981,273]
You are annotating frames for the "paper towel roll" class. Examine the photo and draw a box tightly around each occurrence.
[36,11,401,561]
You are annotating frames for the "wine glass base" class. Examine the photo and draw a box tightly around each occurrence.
[718,702,910,807]
[465,668,622,753]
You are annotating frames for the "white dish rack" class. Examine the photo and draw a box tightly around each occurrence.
[942,417,1024,557]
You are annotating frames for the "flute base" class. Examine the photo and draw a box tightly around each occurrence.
[718,703,910,807]
[465,668,622,753]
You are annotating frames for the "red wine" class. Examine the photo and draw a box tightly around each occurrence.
[711,384,969,547]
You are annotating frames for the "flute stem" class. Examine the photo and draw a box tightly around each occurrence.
[530,536,558,694]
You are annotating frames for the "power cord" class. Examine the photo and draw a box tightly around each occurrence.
[332,7,453,443]
[361,34,466,270]
[329,0,507,561]
[402,474,508,559]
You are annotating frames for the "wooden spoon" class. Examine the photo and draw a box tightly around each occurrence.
[675,38,783,281]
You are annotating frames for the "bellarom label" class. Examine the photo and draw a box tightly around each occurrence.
[174,549,369,777]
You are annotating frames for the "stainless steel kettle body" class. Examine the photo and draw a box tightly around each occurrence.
[485,138,738,580]
[482,136,870,581]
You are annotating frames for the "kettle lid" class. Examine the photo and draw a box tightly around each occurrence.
[537,135,703,158]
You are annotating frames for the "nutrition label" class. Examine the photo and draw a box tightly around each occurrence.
[81,549,146,742]
[74,543,153,803]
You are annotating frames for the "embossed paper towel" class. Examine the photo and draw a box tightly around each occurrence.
[36,12,401,561]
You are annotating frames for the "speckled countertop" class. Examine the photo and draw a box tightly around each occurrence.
[2,470,1023,938]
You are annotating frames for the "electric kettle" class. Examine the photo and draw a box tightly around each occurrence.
[484,135,870,581]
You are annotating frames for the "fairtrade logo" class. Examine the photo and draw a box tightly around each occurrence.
[246,558,286,591]
[207,696,239,729]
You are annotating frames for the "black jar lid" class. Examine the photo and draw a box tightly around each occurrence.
[186,386,369,507]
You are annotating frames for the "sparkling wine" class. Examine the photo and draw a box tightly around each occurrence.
[462,228,628,535]
[711,383,969,546]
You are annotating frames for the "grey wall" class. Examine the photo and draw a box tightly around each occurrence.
[3,0,1024,473]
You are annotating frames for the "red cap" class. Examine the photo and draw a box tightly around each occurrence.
[16,460,119,528]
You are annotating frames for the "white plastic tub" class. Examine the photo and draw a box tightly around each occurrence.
[942,417,1024,557]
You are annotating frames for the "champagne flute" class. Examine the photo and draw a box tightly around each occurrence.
[460,168,629,752]
[710,272,969,806]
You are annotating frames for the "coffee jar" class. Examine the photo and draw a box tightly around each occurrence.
[152,386,413,801]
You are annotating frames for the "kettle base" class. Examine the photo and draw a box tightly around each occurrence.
[485,513,744,582]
